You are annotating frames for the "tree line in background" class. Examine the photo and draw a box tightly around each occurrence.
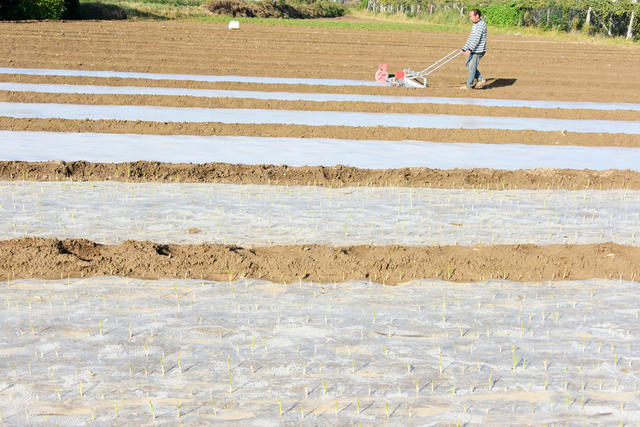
[1,0,345,19]
[206,0,346,18]
[365,0,640,39]
[2,0,638,40]
[0,0,81,19]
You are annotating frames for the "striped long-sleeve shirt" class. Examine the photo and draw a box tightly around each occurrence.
[463,19,487,53]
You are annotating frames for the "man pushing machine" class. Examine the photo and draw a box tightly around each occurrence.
[460,8,487,89]
[373,9,487,88]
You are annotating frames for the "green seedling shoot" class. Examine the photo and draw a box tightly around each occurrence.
[149,400,156,420]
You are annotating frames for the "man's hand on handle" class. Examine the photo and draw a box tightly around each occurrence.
[461,49,471,57]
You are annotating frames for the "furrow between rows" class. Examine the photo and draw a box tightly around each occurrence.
[2,90,638,121]
[2,102,640,134]
[2,117,638,148]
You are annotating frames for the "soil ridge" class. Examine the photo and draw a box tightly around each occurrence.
[2,160,639,189]
[2,238,639,284]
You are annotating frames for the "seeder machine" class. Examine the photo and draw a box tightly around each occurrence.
[376,49,462,88]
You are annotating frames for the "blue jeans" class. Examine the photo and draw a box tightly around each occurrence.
[466,52,484,87]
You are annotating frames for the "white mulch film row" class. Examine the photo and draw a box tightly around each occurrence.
[2,182,639,246]
[3,81,640,111]
[1,277,639,424]
[4,102,640,134]
[0,67,377,86]
[3,131,639,171]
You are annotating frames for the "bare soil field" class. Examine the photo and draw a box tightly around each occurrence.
[0,21,637,277]
[1,20,639,160]
[1,21,639,103]
[1,19,640,424]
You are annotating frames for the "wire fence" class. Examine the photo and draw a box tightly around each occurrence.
[365,0,640,39]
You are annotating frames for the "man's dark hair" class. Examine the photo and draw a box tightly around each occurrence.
[470,8,481,17]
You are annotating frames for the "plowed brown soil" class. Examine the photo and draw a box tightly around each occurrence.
[2,160,639,189]
[2,117,639,147]
[3,91,639,121]
[2,238,638,284]
[1,21,639,103]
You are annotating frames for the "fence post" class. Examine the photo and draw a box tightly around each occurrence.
[628,0,637,39]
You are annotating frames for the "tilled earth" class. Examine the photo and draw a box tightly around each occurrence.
[1,20,639,102]
[1,18,640,426]
[0,20,638,279]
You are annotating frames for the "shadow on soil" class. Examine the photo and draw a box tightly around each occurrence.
[76,2,128,19]
[484,78,517,89]
[76,2,171,20]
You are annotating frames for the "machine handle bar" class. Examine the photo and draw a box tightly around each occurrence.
[413,49,462,77]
